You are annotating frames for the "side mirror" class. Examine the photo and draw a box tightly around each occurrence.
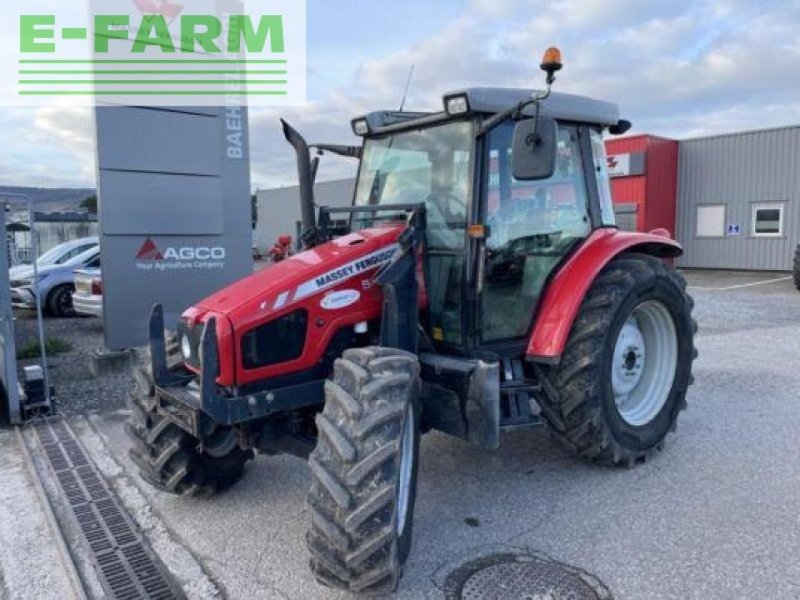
[512,117,557,181]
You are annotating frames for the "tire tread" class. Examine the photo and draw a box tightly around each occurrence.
[126,357,253,497]
[306,346,419,595]
[536,253,696,466]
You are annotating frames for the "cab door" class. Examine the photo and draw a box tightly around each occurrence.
[478,122,593,345]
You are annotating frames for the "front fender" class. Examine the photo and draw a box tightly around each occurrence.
[526,228,682,363]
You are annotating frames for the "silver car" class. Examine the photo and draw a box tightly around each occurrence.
[10,247,101,317]
[9,237,98,280]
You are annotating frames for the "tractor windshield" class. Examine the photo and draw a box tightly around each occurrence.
[354,119,474,345]
[353,120,474,250]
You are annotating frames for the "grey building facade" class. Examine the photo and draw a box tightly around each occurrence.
[255,178,355,251]
[676,125,800,271]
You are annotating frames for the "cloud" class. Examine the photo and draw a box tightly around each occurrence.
[0,105,95,187]
[4,0,800,188]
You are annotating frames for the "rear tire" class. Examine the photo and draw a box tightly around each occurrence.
[536,253,696,466]
[306,347,421,595]
[47,284,75,317]
[793,245,800,291]
[126,364,253,496]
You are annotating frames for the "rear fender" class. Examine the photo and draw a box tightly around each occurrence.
[526,228,682,363]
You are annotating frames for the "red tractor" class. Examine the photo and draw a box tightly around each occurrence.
[128,49,696,594]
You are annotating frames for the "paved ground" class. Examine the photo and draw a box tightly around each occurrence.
[0,429,74,599]
[8,269,800,599]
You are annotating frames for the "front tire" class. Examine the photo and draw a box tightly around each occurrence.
[306,347,421,595]
[126,365,253,496]
[793,245,800,291]
[536,253,696,466]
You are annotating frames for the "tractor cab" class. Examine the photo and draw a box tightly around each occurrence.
[331,66,630,357]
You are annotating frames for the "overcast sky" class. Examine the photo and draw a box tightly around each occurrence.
[2,0,799,189]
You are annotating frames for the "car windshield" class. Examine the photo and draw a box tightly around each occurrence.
[34,240,96,266]
[64,247,99,267]
[35,244,71,266]
[353,120,474,250]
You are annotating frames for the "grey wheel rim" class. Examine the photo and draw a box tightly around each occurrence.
[57,289,73,315]
[611,300,678,427]
[396,406,414,537]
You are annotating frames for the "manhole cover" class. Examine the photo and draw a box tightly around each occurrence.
[444,553,612,600]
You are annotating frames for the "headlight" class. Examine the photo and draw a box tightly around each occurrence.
[180,335,192,360]
[444,94,470,115]
[351,117,370,136]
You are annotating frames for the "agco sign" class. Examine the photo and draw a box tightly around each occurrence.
[165,247,226,261]
[135,238,226,271]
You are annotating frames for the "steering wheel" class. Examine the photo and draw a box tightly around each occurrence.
[426,192,466,226]
[487,198,549,248]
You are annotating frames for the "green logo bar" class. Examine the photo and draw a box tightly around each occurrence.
[10,0,307,107]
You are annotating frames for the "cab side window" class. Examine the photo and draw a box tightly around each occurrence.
[481,123,591,342]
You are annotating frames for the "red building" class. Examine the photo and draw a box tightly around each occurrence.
[605,135,679,236]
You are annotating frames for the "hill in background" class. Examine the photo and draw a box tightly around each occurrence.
[0,186,96,214]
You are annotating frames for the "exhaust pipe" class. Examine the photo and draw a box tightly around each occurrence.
[281,119,317,247]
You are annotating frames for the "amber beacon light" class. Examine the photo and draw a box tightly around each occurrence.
[540,47,563,84]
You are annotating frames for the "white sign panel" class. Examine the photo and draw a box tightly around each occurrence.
[607,154,631,178]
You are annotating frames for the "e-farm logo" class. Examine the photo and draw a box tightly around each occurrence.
[136,238,226,271]
[8,0,306,107]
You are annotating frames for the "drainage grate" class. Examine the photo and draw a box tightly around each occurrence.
[444,553,612,600]
[35,419,183,600]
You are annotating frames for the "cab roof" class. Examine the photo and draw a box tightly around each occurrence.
[360,88,621,134]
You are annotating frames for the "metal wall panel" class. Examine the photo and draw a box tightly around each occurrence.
[677,126,800,270]
[98,172,224,235]
[96,108,223,175]
[254,178,355,251]
[614,203,639,231]
[0,208,20,423]
[643,137,679,235]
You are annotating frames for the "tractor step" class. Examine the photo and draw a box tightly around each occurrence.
[499,360,543,430]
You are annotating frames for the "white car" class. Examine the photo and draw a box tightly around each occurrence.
[71,268,103,317]
[9,237,98,281]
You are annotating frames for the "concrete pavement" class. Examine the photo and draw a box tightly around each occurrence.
[10,269,800,599]
[0,429,75,599]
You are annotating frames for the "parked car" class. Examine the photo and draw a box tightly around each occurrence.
[8,236,98,281]
[10,247,101,317]
[71,268,103,317]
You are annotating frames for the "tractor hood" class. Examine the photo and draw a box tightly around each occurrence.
[186,224,404,323]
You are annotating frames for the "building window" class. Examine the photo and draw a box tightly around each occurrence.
[696,204,726,238]
[752,203,784,237]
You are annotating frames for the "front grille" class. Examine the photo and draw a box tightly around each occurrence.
[241,309,308,370]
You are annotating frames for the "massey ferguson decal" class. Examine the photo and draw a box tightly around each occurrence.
[293,244,399,301]
[135,237,226,271]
